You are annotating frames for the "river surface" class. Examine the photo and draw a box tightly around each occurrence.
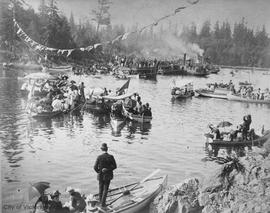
[1,68,270,213]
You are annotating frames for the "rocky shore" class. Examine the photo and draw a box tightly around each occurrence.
[150,138,270,213]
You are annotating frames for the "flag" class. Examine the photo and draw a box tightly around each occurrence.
[117,78,130,94]
[174,6,186,13]
[122,33,130,40]
[187,0,199,4]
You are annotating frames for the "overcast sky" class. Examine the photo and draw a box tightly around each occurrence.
[25,0,270,33]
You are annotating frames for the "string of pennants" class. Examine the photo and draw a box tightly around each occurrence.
[12,0,199,58]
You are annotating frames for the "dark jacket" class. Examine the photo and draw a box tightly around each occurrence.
[94,152,117,181]
[70,191,86,211]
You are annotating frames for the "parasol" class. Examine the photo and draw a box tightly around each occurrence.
[28,181,50,200]
[24,72,57,80]
[217,121,233,128]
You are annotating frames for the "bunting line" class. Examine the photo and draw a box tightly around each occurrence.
[11,0,200,58]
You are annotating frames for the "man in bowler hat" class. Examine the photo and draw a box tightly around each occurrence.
[94,143,117,207]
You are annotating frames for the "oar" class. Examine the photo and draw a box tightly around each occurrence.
[108,169,161,206]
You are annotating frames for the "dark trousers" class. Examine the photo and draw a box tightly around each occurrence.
[99,179,111,207]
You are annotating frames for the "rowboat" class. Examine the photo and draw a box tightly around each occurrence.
[122,105,152,123]
[227,94,270,104]
[207,131,270,147]
[85,93,136,114]
[171,81,194,99]
[195,89,228,99]
[86,175,167,213]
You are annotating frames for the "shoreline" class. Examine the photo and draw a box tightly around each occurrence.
[150,138,270,213]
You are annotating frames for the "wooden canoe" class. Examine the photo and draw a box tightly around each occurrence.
[86,176,167,213]
[122,105,152,123]
[207,131,270,147]
[227,94,270,104]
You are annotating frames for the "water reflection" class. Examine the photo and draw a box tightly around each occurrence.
[204,144,250,162]
[110,116,127,137]
[0,69,24,171]
[126,121,152,138]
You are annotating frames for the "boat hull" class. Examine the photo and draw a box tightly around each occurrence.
[208,132,270,147]
[87,176,167,213]
[195,89,228,99]
[122,106,152,123]
[227,94,270,104]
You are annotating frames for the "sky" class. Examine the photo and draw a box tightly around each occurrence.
[24,0,270,33]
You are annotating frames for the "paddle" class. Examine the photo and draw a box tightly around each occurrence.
[108,169,161,206]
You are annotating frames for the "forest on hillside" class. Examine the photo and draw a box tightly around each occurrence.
[1,0,270,67]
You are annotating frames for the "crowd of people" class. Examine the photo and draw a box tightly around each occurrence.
[23,75,85,114]
[123,93,152,116]
[232,85,270,100]
[34,187,86,213]
[208,114,255,142]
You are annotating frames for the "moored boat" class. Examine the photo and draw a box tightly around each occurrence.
[207,131,270,147]
[227,93,270,104]
[86,175,167,213]
[122,105,152,123]
[171,81,194,99]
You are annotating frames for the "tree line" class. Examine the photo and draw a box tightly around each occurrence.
[0,0,270,67]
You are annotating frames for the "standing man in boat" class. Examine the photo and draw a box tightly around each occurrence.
[94,143,117,208]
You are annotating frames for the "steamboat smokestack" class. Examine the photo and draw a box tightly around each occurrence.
[183,53,186,66]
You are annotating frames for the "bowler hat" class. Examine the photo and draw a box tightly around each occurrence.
[100,143,108,151]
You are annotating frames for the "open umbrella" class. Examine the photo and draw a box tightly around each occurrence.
[24,72,57,80]
[217,121,233,128]
[28,182,50,201]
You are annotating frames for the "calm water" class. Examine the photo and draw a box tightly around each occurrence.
[1,68,270,212]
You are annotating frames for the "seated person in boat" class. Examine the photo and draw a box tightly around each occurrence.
[66,187,86,213]
[143,107,152,117]
[229,125,242,141]
[208,124,221,140]
[124,97,133,111]
[142,103,152,116]
[48,190,69,213]
[52,95,64,112]
[134,101,143,115]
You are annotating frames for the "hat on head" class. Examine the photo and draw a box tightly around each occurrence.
[51,190,61,198]
[66,186,75,193]
[100,143,108,151]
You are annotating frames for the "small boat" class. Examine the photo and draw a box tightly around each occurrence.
[195,89,228,99]
[85,93,136,114]
[207,131,270,147]
[210,66,220,74]
[227,93,270,104]
[171,81,194,99]
[122,105,152,123]
[86,175,167,213]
